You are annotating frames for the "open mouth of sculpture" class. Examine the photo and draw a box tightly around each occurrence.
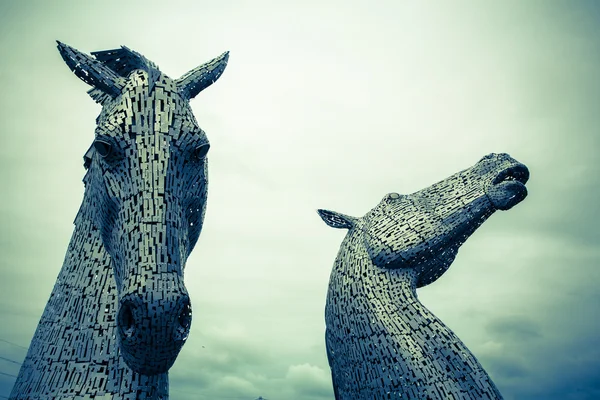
[487,163,530,210]
[492,164,530,186]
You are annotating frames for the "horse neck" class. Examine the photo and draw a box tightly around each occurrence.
[326,241,503,399]
[11,189,169,399]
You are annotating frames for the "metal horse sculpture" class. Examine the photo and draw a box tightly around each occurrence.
[318,153,529,399]
[10,42,228,399]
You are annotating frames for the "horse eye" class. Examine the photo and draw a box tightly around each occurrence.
[94,140,112,158]
[194,143,210,160]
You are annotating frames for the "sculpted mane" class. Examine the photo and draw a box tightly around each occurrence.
[86,46,162,104]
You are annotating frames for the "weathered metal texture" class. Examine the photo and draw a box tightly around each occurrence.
[10,42,228,399]
[319,153,529,400]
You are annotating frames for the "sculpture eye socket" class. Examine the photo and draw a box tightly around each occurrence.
[194,143,210,160]
[94,140,112,158]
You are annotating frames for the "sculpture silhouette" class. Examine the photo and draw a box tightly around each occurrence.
[318,153,529,400]
[10,42,228,399]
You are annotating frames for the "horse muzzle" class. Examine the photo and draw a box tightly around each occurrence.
[116,282,192,375]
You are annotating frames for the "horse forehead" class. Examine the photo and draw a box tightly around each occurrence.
[121,70,188,111]
[105,70,199,127]
[126,69,178,93]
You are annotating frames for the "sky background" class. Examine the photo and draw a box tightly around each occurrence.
[0,1,599,399]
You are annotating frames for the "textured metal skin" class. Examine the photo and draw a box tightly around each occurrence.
[319,153,529,400]
[10,43,228,399]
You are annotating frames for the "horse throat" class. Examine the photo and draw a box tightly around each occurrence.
[326,255,503,399]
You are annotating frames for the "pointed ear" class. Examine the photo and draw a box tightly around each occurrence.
[57,41,125,98]
[317,209,356,230]
[176,51,229,100]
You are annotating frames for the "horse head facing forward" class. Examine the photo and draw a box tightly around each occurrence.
[58,42,228,375]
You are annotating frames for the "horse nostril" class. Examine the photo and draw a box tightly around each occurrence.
[176,299,192,340]
[178,302,192,329]
[118,302,136,338]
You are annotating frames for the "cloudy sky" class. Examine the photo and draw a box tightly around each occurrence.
[0,1,599,399]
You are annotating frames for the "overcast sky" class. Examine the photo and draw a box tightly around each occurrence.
[0,1,599,399]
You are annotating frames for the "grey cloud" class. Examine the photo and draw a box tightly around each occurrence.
[494,335,600,400]
[486,355,529,380]
[485,315,542,341]
[285,363,332,398]
[168,323,333,400]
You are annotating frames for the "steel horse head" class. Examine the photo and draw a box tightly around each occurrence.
[319,153,530,288]
[318,153,530,399]
[57,42,228,375]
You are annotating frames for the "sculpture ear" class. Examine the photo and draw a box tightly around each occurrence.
[317,209,356,230]
[176,51,229,100]
[56,41,125,98]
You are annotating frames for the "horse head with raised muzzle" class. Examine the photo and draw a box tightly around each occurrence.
[319,152,529,399]
[320,152,529,287]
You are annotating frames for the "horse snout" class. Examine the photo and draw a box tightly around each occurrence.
[116,289,192,375]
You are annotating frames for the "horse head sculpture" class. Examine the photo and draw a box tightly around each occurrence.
[319,153,529,399]
[55,42,228,375]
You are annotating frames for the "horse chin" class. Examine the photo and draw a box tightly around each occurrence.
[486,181,528,211]
[119,343,182,375]
[125,361,174,376]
